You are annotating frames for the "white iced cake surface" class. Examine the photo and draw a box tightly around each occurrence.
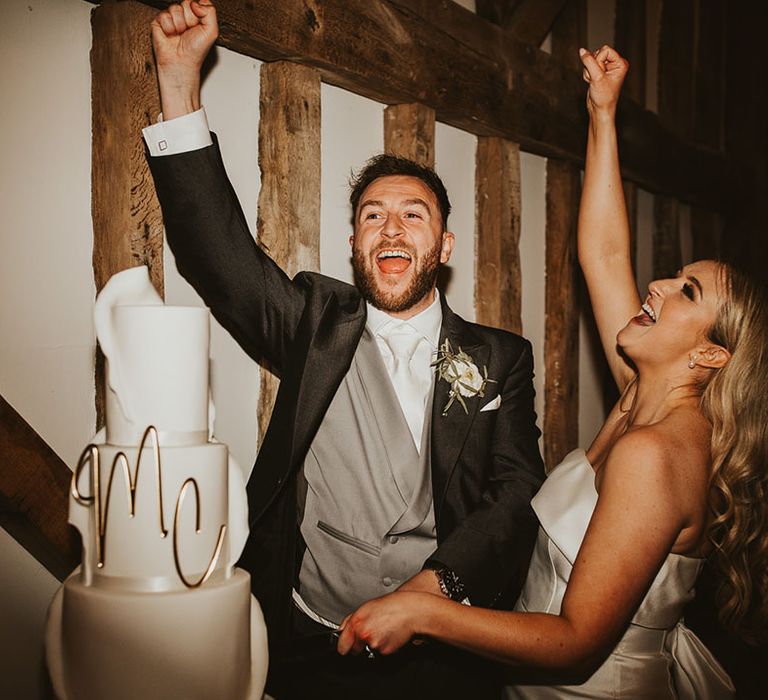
[45,266,267,700]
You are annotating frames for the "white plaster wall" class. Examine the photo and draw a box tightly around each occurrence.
[519,152,548,443]
[0,1,94,698]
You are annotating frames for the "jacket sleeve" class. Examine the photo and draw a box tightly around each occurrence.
[430,339,545,607]
[146,135,305,374]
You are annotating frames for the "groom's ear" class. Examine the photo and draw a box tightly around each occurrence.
[349,233,355,249]
[440,231,455,264]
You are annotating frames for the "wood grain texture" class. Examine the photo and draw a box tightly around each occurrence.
[544,159,580,470]
[474,137,522,334]
[543,0,583,470]
[91,0,163,429]
[384,103,435,167]
[123,0,730,211]
[256,62,321,444]
[0,395,79,581]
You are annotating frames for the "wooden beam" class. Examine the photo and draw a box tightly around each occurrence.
[474,138,522,334]
[693,0,725,149]
[256,62,321,443]
[507,0,569,47]
[614,0,646,106]
[124,0,731,212]
[91,0,164,428]
[543,1,583,471]
[653,195,681,278]
[691,207,722,262]
[475,0,524,28]
[658,0,696,137]
[544,159,580,470]
[0,395,79,581]
[383,103,435,167]
[614,0,644,276]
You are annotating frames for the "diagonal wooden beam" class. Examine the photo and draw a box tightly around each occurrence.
[0,395,79,582]
[118,0,731,212]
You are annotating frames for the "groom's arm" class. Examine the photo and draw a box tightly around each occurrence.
[145,1,306,371]
[426,338,544,607]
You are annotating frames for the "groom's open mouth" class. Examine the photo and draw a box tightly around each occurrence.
[375,249,412,275]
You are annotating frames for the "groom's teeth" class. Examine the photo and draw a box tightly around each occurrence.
[641,303,656,322]
[378,250,411,260]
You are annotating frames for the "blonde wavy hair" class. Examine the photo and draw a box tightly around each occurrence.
[700,263,768,643]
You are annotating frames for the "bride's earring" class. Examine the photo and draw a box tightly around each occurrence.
[688,355,698,369]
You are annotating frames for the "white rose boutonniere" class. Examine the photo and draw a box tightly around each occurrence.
[432,339,495,416]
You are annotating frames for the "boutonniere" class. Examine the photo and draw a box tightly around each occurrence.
[432,339,495,416]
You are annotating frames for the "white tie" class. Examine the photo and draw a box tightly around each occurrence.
[382,326,426,449]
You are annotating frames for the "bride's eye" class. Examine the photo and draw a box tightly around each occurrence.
[682,283,695,300]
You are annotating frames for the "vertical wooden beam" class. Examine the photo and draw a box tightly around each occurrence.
[91,0,164,294]
[614,0,645,271]
[256,62,321,443]
[691,208,722,262]
[657,0,695,136]
[544,160,580,469]
[91,0,163,428]
[692,0,725,148]
[653,195,681,278]
[614,0,647,106]
[474,138,522,334]
[383,103,435,167]
[543,0,584,470]
[0,395,79,581]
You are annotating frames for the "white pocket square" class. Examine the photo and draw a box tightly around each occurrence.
[480,395,501,412]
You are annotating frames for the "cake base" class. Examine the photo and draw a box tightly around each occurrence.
[46,569,268,700]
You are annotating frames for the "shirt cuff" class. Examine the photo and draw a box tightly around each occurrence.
[142,107,213,157]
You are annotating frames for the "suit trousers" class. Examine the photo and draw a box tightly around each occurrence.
[270,604,503,699]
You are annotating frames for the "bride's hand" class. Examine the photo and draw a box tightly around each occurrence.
[337,591,429,657]
[579,45,629,117]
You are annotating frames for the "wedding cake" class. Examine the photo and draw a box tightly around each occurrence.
[45,266,268,700]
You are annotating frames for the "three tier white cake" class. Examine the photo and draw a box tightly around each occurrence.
[45,266,268,700]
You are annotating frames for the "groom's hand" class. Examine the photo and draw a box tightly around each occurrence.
[150,1,219,119]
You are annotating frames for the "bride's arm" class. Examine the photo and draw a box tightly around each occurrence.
[338,431,685,673]
[578,46,641,392]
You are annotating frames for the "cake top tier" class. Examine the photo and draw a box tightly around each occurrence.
[96,266,210,447]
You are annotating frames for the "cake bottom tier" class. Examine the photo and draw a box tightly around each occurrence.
[46,568,268,700]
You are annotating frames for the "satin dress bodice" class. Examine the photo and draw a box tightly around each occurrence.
[507,449,734,699]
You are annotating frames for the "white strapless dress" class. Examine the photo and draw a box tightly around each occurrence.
[507,449,735,699]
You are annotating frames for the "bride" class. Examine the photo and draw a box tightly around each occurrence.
[337,45,767,698]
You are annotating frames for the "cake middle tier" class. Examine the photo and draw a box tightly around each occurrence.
[70,441,231,590]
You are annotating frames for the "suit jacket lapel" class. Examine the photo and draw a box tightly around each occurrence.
[289,297,366,471]
[431,298,490,515]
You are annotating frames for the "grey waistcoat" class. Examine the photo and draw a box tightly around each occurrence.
[297,329,437,624]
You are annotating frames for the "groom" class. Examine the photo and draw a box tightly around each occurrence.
[144,2,544,697]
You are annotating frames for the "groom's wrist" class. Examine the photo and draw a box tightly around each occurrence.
[424,561,468,603]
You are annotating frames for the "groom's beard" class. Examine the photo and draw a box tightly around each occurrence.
[352,239,442,313]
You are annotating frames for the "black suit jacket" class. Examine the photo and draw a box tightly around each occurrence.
[147,137,545,655]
